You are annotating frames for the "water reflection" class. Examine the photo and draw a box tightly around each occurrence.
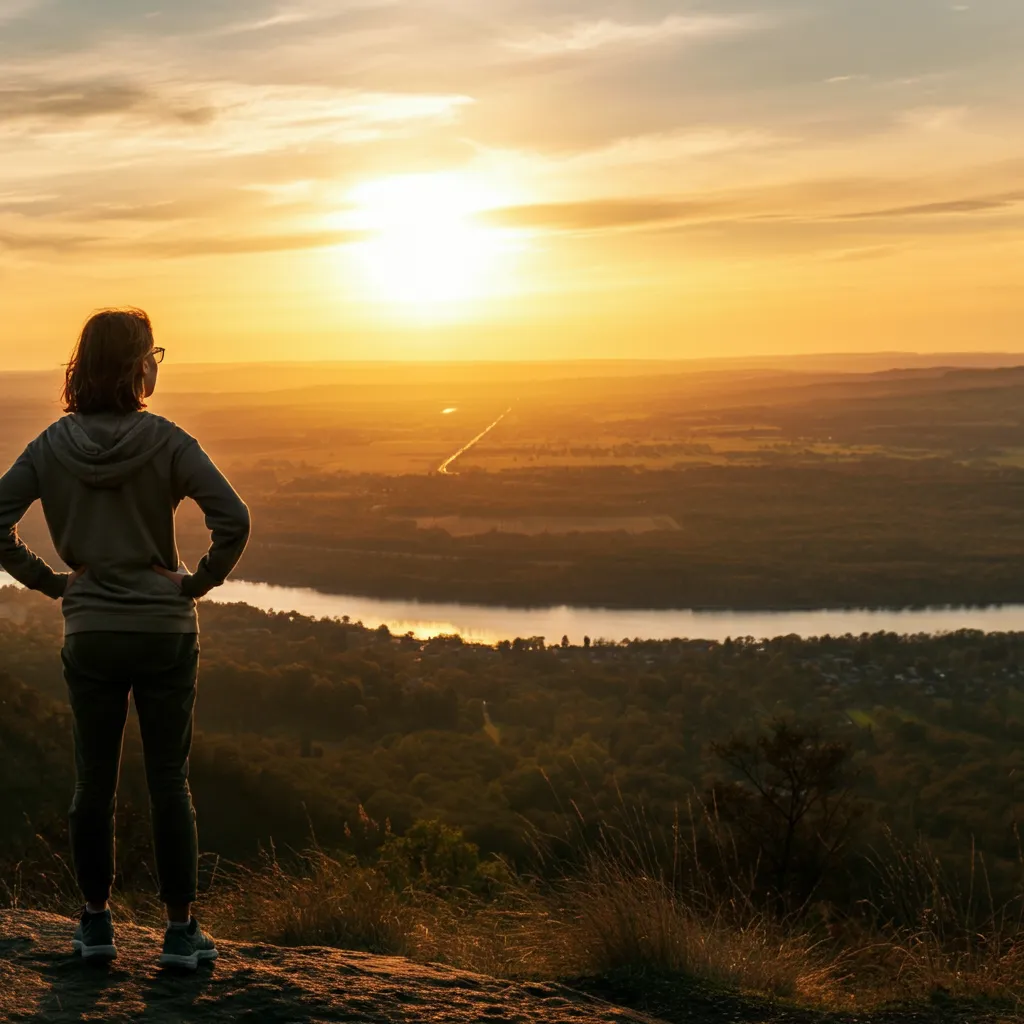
[211,580,1024,645]
[5,571,1024,644]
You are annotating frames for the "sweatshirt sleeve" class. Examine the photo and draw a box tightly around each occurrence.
[172,437,251,599]
[0,446,70,600]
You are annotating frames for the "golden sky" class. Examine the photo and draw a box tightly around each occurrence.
[1,0,1023,367]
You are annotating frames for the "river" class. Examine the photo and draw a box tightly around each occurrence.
[6,571,1024,643]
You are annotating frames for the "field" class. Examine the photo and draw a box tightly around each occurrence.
[5,354,1024,609]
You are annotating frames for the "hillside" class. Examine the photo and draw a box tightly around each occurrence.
[0,911,1014,1024]
[0,910,650,1024]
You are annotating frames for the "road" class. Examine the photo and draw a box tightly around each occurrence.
[437,406,512,475]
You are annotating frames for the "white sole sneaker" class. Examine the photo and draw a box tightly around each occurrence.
[72,940,117,961]
[158,948,219,970]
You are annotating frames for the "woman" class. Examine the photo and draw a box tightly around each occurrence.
[0,308,250,969]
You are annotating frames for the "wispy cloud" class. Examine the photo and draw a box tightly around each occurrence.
[507,14,755,56]
[898,105,969,132]
[0,0,38,26]
[841,191,1024,220]
[479,181,1024,238]
[222,10,312,33]
[0,79,472,158]
[0,227,98,252]
[0,80,214,126]
[0,223,363,257]
[483,198,728,232]
[140,228,364,257]
[826,245,900,263]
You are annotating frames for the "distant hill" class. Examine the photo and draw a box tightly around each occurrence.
[5,352,1024,402]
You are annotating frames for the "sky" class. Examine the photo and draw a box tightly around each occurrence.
[1,0,1023,367]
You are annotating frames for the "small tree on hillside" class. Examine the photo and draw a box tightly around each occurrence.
[709,718,861,911]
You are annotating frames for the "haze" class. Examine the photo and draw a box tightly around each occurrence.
[2,0,1023,368]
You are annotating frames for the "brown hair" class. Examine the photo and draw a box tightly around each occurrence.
[62,308,154,415]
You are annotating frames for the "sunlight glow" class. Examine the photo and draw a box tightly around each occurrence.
[349,173,508,315]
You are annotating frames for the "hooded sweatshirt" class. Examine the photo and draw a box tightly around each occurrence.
[0,411,250,634]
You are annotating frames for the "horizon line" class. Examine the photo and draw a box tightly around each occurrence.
[5,350,1024,374]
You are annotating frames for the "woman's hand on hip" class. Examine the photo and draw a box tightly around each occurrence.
[152,564,185,590]
[63,565,86,598]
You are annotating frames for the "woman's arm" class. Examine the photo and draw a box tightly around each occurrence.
[0,447,70,599]
[171,438,251,598]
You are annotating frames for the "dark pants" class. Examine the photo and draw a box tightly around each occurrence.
[61,632,200,906]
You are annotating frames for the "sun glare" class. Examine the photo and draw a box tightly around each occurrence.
[348,173,507,315]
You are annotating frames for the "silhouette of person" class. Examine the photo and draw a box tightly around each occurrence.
[0,308,250,969]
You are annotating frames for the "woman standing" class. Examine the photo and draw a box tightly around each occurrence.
[0,308,250,969]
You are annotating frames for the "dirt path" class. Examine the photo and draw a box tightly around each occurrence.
[0,911,653,1024]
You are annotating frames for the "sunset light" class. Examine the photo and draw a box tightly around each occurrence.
[5,3,1024,1012]
[349,174,510,315]
[0,1,1021,365]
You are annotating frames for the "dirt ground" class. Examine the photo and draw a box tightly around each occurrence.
[3,911,1019,1024]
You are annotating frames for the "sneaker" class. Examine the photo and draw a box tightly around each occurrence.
[158,917,219,970]
[72,907,117,961]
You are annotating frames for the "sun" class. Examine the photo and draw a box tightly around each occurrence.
[348,173,506,314]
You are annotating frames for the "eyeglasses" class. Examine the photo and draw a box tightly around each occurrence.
[148,347,166,364]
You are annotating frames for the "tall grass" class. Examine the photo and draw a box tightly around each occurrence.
[855,828,1024,1004]
[192,800,849,1003]
[9,811,1024,1011]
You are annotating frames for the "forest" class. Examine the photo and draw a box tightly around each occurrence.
[5,583,1024,916]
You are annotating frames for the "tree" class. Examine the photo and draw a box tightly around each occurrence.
[709,718,861,910]
[379,819,485,890]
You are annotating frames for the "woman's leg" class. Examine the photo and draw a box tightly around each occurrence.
[62,634,132,909]
[131,634,200,920]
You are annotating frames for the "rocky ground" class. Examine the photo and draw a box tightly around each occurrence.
[1,911,1020,1024]
[0,910,653,1024]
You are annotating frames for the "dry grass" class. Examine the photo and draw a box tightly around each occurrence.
[194,807,851,1006]
[849,830,1024,1007]
[9,820,1024,1014]
[201,845,567,977]
[204,847,413,955]
[547,856,845,1004]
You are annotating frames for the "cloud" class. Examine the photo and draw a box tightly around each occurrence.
[477,178,1024,240]
[0,79,472,173]
[212,9,315,35]
[0,228,98,252]
[507,14,755,57]
[841,191,1024,220]
[898,105,969,132]
[0,80,215,126]
[483,198,727,231]
[0,0,38,26]
[0,224,364,258]
[141,228,364,257]
[826,245,900,263]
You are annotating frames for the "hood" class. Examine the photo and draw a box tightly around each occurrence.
[45,412,174,489]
